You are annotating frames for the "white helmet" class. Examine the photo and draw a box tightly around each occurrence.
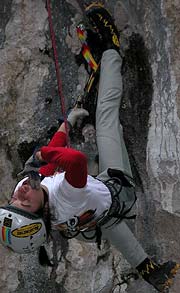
[0,205,47,254]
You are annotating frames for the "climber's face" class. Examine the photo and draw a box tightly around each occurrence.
[10,179,44,213]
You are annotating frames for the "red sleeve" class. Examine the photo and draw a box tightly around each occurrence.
[40,146,87,188]
[47,131,67,147]
[39,131,67,176]
[39,163,59,177]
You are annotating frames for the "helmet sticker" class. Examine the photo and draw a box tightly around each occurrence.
[3,217,12,228]
[12,223,42,238]
[2,226,12,245]
[2,217,13,245]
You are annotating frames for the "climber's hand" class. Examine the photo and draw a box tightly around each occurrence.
[18,150,46,190]
[67,106,89,127]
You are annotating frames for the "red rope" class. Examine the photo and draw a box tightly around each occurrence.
[46,0,70,147]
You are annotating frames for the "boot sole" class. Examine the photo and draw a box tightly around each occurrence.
[162,263,180,292]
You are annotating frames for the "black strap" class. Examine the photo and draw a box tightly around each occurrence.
[95,226,102,250]
[107,168,135,187]
[60,230,80,239]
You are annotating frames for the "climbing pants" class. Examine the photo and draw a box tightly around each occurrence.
[96,49,147,268]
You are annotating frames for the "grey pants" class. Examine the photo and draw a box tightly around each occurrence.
[96,50,147,268]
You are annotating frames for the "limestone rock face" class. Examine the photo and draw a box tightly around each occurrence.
[0,0,179,292]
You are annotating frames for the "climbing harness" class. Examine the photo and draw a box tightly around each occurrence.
[59,168,137,249]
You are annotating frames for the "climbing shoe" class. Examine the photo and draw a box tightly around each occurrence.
[85,3,120,52]
[137,258,180,292]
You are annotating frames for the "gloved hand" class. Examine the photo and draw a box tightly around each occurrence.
[67,107,89,127]
[18,151,46,190]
